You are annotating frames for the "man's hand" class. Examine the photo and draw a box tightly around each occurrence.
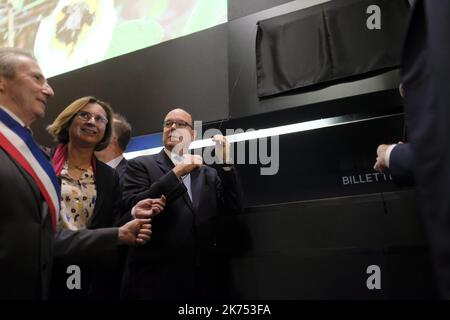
[118,218,152,246]
[132,196,166,219]
[374,142,402,173]
[212,134,231,164]
[374,144,390,173]
[399,82,405,98]
[172,154,202,178]
[150,195,166,216]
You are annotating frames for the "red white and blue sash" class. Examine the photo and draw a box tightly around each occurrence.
[0,107,60,230]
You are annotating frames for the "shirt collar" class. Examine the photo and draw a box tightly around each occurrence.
[0,106,26,127]
[106,155,124,169]
[164,148,185,165]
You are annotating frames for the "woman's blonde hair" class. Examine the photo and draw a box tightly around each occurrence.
[47,96,113,151]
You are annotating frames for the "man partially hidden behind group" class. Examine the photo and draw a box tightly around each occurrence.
[0,48,155,299]
[95,112,131,180]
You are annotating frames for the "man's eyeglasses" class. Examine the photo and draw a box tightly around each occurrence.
[163,120,193,129]
[76,111,108,125]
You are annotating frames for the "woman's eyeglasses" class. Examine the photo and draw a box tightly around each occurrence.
[76,111,108,125]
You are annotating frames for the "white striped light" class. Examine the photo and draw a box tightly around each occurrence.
[124,113,401,160]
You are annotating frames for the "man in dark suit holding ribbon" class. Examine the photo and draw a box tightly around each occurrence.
[121,108,244,300]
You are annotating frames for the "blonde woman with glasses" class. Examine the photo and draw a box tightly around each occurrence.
[47,96,165,299]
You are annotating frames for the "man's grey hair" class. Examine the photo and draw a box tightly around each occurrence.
[0,48,36,79]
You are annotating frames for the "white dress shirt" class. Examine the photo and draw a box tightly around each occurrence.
[164,148,192,202]
[106,155,124,169]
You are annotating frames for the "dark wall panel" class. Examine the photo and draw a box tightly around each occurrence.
[219,190,437,299]
[33,24,229,146]
[228,0,296,20]
[229,112,404,207]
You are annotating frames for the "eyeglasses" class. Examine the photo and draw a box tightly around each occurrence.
[163,120,193,129]
[76,111,108,125]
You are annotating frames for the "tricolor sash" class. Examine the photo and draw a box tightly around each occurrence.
[0,108,60,230]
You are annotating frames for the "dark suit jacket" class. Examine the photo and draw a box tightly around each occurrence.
[400,0,450,298]
[0,148,118,300]
[50,159,123,299]
[389,143,415,186]
[120,150,243,299]
[115,157,128,180]
[89,159,123,229]
[110,156,130,299]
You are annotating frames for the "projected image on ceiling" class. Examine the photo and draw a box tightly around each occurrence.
[0,0,227,78]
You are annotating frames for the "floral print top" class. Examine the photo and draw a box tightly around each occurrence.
[59,161,96,230]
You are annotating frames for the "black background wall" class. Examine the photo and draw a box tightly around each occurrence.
[219,189,437,299]
[232,112,404,206]
[31,0,436,299]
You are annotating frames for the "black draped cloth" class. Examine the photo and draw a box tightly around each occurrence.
[256,0,410,97]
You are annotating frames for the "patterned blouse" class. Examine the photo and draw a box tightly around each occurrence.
[59,161,97,230]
